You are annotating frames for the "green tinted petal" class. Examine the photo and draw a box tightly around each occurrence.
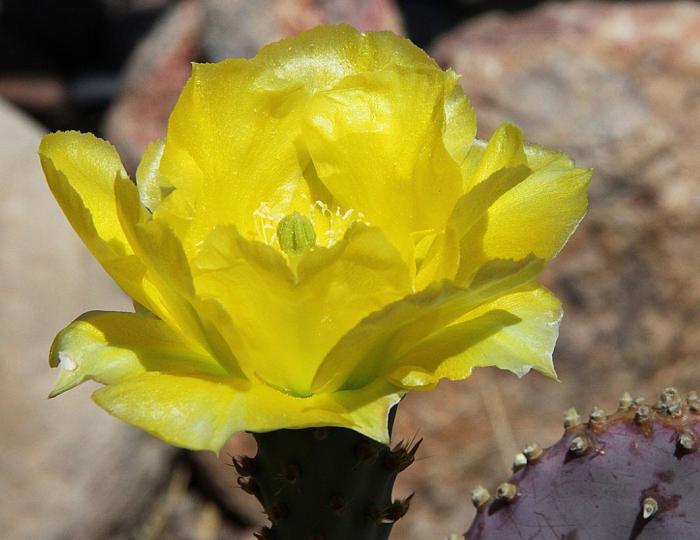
[49,311,225,398]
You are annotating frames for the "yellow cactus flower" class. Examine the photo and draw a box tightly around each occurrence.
[40,25,591,451]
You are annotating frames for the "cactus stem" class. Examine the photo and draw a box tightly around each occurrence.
[642,497,658,519]
[512,453,527,471]
[313,427,329,441]
[523,443,543,462]
[496,482,518,502]
[280,463,301,484]
[563,408,582,429]
[354,440,380,464]
[328,494,346,515]
[248,408,404,539]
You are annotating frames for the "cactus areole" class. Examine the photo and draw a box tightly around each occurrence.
[467,389,700,539]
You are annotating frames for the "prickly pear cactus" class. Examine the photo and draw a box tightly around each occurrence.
[466,388,700,540]
[234,411,418,540]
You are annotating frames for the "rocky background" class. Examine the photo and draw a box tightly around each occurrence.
[2,1,699,539]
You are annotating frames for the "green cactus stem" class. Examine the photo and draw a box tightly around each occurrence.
[466,388,700,539]
[235,408,419,540]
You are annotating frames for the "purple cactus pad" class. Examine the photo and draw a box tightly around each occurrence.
[467,389,700,539]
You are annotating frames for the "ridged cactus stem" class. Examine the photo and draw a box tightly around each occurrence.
[235,408,419,539]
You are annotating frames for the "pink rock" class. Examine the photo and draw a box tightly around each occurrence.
[203,0,405,61]
[103,0,204,173]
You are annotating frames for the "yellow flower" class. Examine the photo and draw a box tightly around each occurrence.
[40,25,591,451]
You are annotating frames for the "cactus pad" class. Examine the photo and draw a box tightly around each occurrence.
[466,388,700,539]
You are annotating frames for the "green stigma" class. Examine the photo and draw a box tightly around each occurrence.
[277,212,316,255]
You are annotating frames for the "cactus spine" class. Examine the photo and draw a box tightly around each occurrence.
[466,388,700,539]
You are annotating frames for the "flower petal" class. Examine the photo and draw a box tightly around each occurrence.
[389,285,561,389]
[442,82,477,166]
[303,65,464,264]
[93,372,251,452]
[313,255,544,393]
[48,310,226,398]
[135,139,167,211]
[194,223,412,395]
[157,59,309,252]
[463,123,528,190]
[417,164,532,289]
[93,372,402,451]
[114,176,244,376]
[254,24,437,93]
[38,131,149,306]
[458,153,592,281]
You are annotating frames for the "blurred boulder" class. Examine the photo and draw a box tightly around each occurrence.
[0,99,173,539]
[432,0,700,383]
[399,3,700,539]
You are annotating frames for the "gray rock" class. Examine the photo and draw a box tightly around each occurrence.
[0,99,173,539]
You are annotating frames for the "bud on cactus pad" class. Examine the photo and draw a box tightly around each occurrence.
[466,388,700,539]
[235,410,419,540]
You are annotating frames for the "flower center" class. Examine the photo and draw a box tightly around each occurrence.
[252,199,365,252]
[277,212,316,255]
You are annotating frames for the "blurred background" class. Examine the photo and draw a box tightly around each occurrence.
[2,1,699,538]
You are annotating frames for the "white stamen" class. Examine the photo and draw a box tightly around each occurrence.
[58,351,78,372]
[315,200,331,217]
